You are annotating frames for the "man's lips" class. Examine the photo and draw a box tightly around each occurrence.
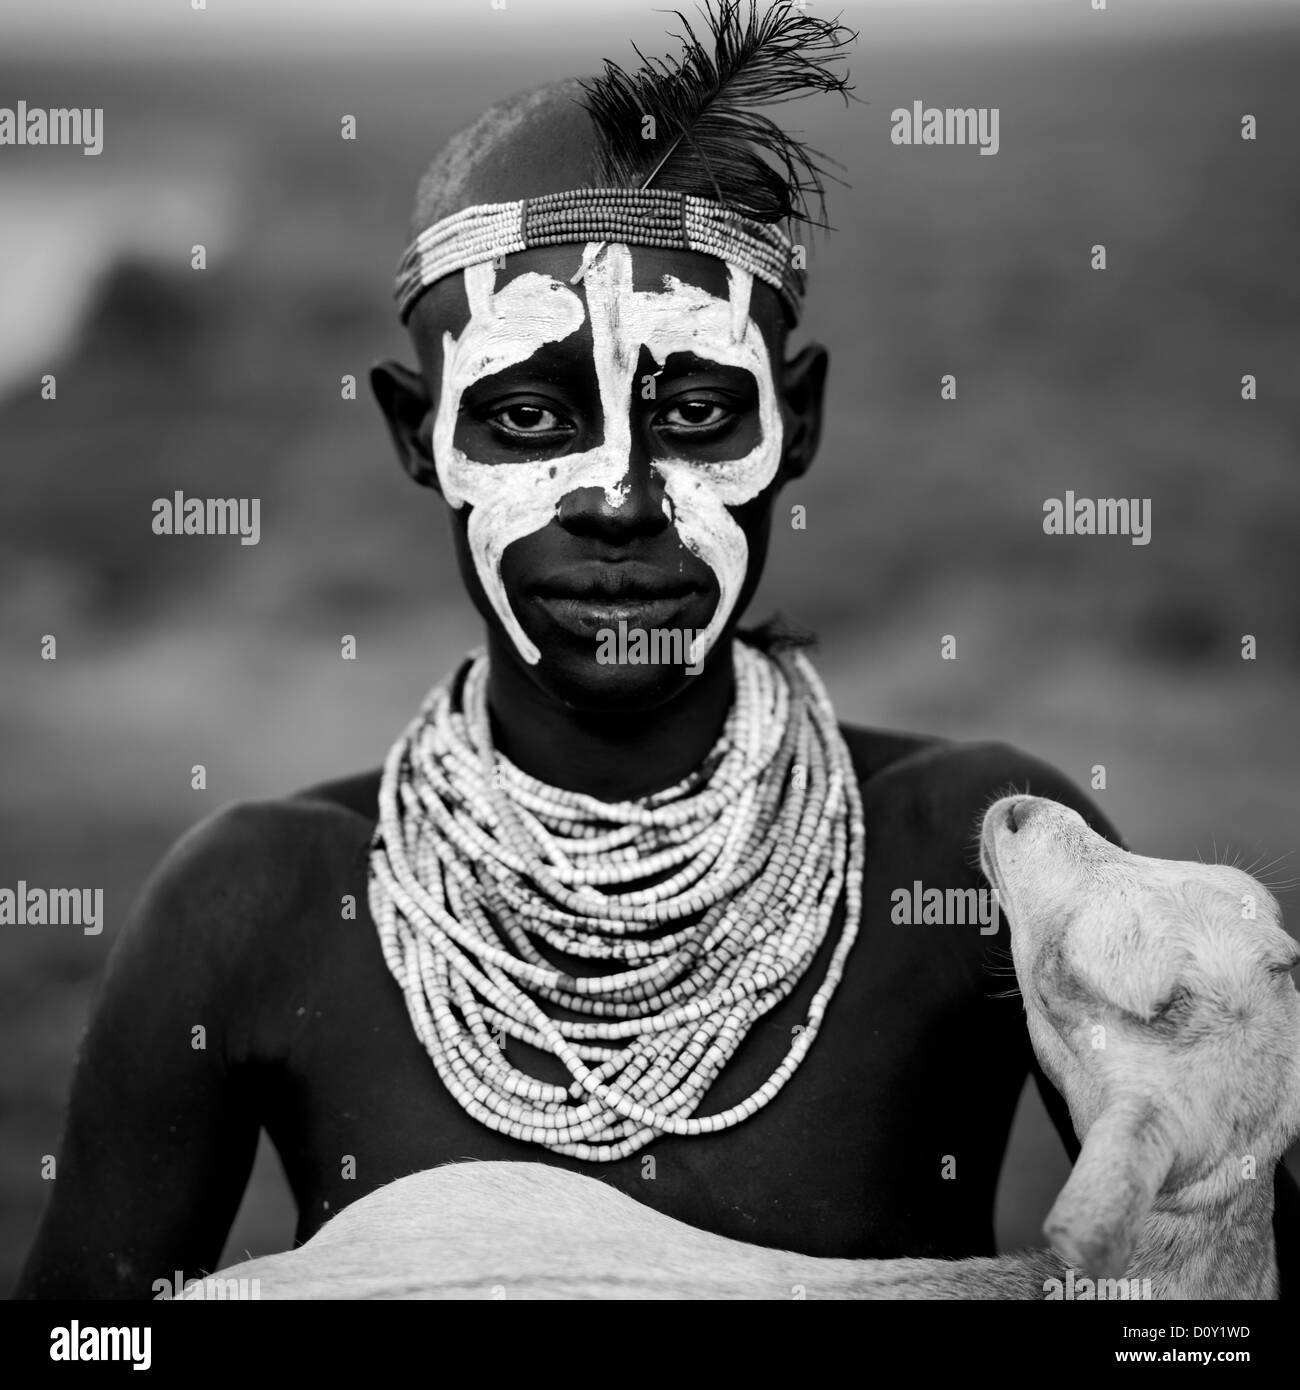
[528,562,703,603]
[528,565,708,639]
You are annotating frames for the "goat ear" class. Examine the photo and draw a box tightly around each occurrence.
[1073,910,1185,1022]
[1044,1099,1173,1279]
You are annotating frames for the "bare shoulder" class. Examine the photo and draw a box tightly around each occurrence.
[117,772,381,991]
[155,771,377,905]
[837,723,1124,848]
[833,725,1124,997]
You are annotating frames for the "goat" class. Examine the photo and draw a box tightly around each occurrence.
[191,795,1300,1299]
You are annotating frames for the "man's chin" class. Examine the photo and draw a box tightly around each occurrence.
[525,648,710,715]
[500,592,722,712]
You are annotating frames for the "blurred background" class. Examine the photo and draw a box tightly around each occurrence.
[2,0,1298,1293]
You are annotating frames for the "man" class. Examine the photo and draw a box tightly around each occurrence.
[17,3,1298,1299]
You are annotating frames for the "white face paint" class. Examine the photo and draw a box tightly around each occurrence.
[433,241,783,666]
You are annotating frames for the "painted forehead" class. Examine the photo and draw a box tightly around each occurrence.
[409,244,784,365]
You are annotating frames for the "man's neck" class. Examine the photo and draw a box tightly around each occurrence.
[482,636,738,801]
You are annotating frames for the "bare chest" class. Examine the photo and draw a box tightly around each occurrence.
[246,885,1021,1260]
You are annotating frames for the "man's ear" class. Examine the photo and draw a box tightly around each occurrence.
[370,360,439,491]
[778,343,828,482]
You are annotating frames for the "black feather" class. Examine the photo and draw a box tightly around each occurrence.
[577,0,856,230]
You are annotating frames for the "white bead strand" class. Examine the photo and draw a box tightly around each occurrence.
[368,640,865,1160]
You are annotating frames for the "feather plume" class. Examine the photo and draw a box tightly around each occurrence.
[577,0,857,230]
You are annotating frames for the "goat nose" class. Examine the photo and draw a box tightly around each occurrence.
[1006,797,1034,833]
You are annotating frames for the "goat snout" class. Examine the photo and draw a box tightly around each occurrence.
[983,794,1043,843]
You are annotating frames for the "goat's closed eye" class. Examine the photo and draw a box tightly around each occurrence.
[1146,986,1192,1025]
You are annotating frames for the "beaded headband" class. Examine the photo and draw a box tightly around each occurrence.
[394,186,807,325]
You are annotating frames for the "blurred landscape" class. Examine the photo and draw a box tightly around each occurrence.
[2,4,1298,1293]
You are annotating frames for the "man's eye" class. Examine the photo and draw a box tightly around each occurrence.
[488,403,571,437]
[659,399,732,432]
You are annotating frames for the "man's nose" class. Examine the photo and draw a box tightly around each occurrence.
[555,447,670,543]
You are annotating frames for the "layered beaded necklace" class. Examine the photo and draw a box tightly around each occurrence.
[368,639,864,1161]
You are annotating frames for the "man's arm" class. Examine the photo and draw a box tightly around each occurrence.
[1272,1160,1300,1301]
[14,809,265,1299]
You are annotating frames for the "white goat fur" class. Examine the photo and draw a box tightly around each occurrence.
[198,796,1300,1300]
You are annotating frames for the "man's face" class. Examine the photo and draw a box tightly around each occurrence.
[401,241,807,711]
